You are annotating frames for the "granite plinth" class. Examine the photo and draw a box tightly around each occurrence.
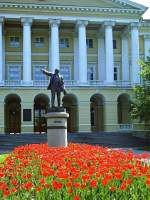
[45,109,69,147]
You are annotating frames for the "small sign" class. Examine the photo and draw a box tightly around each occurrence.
[23,109,32,121]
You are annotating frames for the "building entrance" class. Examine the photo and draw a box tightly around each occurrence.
[90,94,105,132]
[34,94,49,133]
[4,94,21,134]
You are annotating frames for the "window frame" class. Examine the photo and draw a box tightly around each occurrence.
[60,38,69,48]
[34,37,45,48]
[33,64,47,80]
[9,36,20,48]
[114,64,120,81]
[87,63,96,81]
[86,38,94,48]
[113,39,117,49]
[7,63,21,81]
[60,62,71,80]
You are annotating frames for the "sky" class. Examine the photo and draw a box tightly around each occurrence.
[131,0,150,19]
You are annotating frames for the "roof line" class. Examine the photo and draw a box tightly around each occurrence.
[118,0,148,10]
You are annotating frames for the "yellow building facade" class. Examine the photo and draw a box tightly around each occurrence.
[0,0,150,134]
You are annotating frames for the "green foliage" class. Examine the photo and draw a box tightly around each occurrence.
[131,56,150,128]
[139,57,150,81]
[0,154,8,163]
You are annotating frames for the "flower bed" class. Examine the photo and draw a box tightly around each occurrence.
[0,143,150,200]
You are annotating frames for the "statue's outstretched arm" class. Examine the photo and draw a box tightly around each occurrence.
[41,69,52,76]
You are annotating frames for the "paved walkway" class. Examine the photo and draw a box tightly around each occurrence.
[0,132,149,154]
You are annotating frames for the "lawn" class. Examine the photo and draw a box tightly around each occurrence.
[0,154,8,163]
[137,146,150,151]
[0,143,150,200]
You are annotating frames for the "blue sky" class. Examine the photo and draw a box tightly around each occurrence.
[131,0,150,19]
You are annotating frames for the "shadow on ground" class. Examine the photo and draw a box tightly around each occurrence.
[0,132,149,154]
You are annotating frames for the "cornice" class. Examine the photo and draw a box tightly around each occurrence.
[0,3,144,15]
[141,21,150,27]
[143,35,150,39]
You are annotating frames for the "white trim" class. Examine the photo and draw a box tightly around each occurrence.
[139,33,150,36]
[6,52,22,56]
[6,61,22,63]
[141,21,150,27]
[6,52,98,57]
[119,0,147,10]
[0,2,146,14]
[32,61,48,64]
[0,13,140,24]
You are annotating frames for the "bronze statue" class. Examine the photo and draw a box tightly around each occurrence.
[41,68,67,107]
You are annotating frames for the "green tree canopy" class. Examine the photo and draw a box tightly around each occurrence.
[131,56,150,129]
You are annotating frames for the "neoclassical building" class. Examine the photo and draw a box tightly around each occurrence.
[0,0,150,134]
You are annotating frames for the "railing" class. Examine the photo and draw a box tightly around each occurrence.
[33,80,49,87]
[88,80,132,87]
[33,80,79,87]
[4,80,22,86]
[115,81,132,87]
[1,80,133,88]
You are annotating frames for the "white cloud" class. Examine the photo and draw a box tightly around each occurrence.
[131,0,150,19]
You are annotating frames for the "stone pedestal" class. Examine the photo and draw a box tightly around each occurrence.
[45,107,69,147]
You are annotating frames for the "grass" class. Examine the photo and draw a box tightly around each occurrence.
[0,154,8,163]
[136,146,150,151]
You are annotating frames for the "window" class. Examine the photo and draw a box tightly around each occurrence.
[86,39,93,48]
[9,37,20,48]
[8,64,21,81]
[60,64,71,80]
[113,40,117,49]
[60,38,69,48]
[33,65,47,80]
[114,67,118,80]
[114,65,120,81]
[87,63,96,80]
[34,37,44,48]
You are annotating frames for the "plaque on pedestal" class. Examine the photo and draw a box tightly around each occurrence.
[45,107,69,147]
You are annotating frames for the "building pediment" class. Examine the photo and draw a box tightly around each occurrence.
[0,0,147,15]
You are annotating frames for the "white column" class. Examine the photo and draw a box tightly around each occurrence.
[131,23,140,84]
[77,20,88,84]
[2,29,5,82]
[98,29,106,81]
[144,35,150,61]
[104,21,115,85]
[0,17,4,85]
[49,19,60,73]
[122,34,129,81]
[48,30,51,70]
[74,34,79,81]
[21,17,32,85]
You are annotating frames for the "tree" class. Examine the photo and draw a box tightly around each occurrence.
[131,56,150,129]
